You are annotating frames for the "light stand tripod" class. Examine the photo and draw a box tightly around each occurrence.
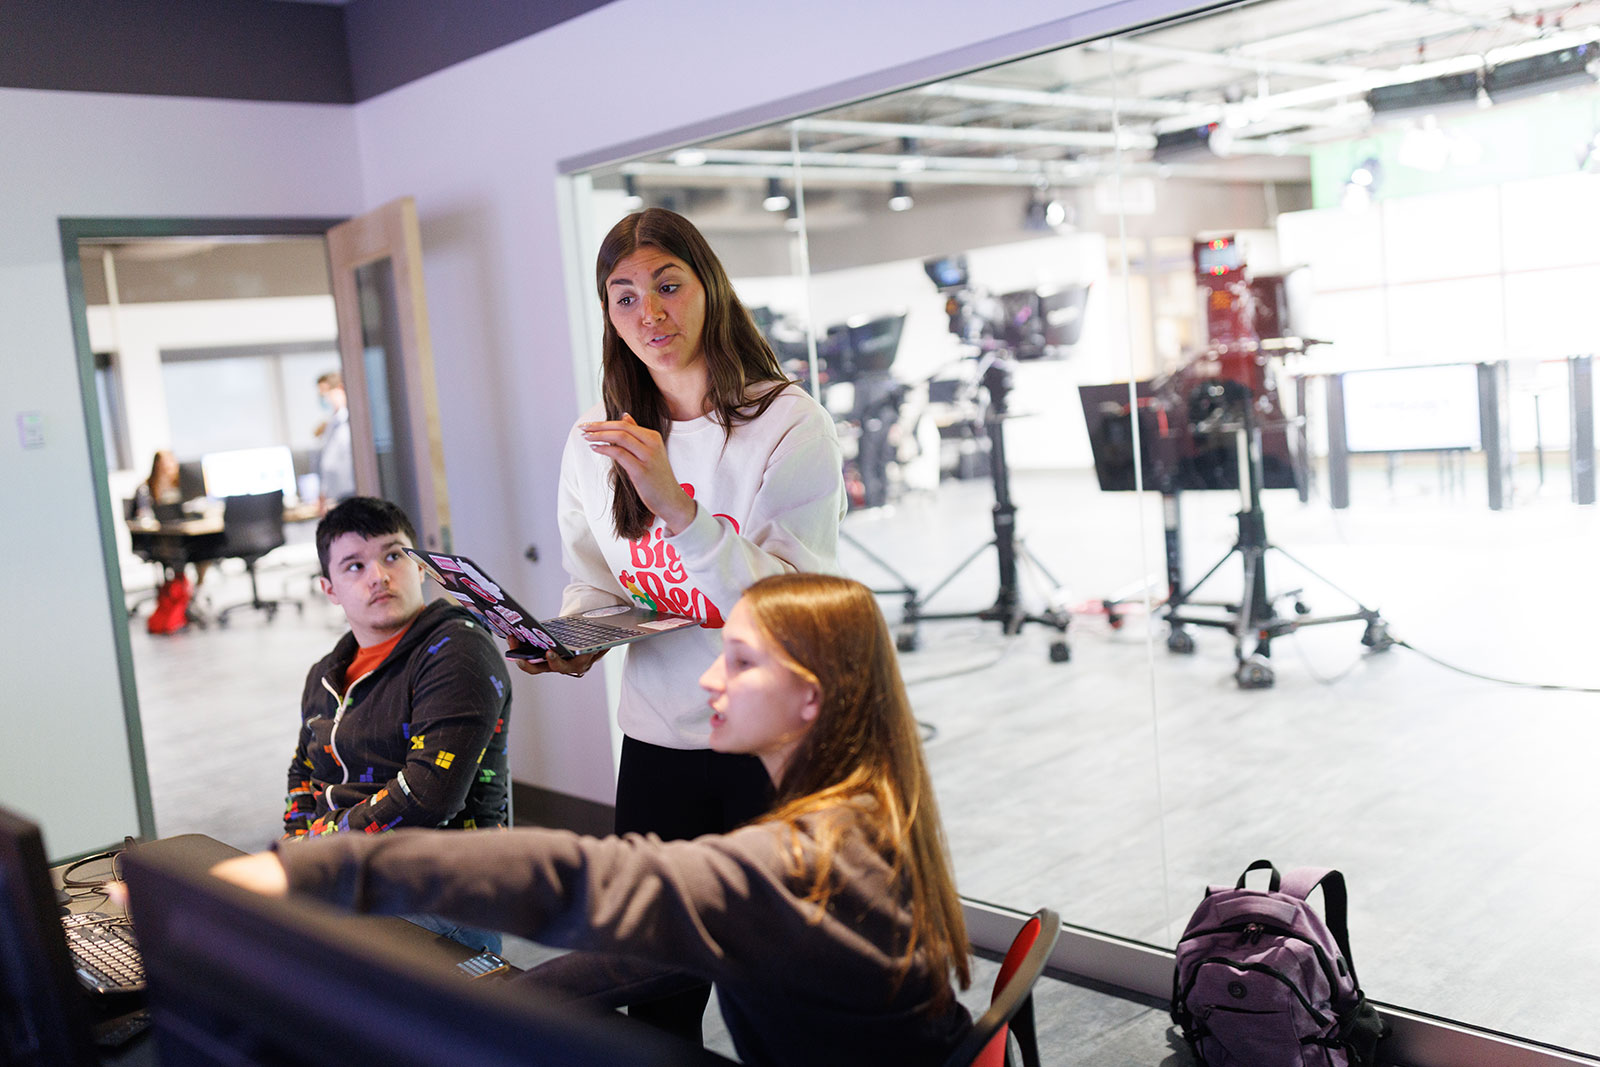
[895,353,1071,662]
[1163,390,1392,689]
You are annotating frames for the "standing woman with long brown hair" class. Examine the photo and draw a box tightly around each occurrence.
[513,208,846,1038]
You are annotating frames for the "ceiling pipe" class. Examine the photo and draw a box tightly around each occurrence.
[917,81,1194,118]
[1089,36,1375,81]
[616,156,1303,186]
[788,117,1152,150]
[676,147,1104,173]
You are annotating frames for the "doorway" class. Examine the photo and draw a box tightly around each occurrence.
[63,204,448,853]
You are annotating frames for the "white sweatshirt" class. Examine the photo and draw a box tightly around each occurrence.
[557,383,846,748]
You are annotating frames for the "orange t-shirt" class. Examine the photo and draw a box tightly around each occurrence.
[343,623,413,696]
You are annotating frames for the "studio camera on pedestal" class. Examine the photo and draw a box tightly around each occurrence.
[1079,235,1390,689]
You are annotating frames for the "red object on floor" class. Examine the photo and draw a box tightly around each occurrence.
[147,575,192,634]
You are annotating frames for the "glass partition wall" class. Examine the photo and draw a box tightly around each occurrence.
[569,0,1600,1057]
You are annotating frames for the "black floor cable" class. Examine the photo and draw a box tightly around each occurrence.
[1285,624,1600,693]
[1286,632,1368,687]
[1393,637,1600,693]
[1204,478,1600,695]
[902,649,1014,689]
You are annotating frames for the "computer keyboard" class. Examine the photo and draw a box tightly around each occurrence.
[543,616,649,650]
[63,912,145,994]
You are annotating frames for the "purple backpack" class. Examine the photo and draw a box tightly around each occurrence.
[1171,860,1386,1067]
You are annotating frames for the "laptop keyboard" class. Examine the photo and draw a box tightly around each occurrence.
[543,616,650,651]
[63,912,145,994]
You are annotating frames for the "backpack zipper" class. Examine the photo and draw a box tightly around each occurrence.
[1180,920,1340,993]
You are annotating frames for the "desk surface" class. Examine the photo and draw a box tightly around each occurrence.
[126,515,222,536]
[126,500,321,537]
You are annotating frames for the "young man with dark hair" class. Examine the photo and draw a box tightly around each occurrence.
[285,497,512,948]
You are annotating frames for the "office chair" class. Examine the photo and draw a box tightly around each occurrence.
[944,907,1060,1067]
[124,496,164,618]
[214,490,300,626]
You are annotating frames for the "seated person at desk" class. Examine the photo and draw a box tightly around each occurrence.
[133,448,212,588]
[283,496,512,951]
[217,574,974,1067]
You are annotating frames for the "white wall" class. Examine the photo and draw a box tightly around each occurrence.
[346,0,1192,806]
[87,296,339,471]
[0,88,362,856]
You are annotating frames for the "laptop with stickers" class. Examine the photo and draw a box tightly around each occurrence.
[404,548,697,661]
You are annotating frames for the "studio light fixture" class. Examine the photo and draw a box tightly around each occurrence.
[621,175,643,211]
[1152,123,1219,162]
[888,180,914,212]
[1366,72,1481,119]
[1348,156,1381,189]
[672,148,707,167]
[1342,155,1381,211]
[1024,187,1070,231]
[762,177,791,212]
[1486,42,1600,103]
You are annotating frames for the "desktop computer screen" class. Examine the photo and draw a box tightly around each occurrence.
[121,843,734,1067]
[201,445,299,503]
[0,807,100,1067]
[1037,285,1091,348]
[844,313,906,377]
[922,255,969,289]
[175,459,208,503]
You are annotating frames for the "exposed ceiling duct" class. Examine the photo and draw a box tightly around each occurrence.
[602,0,1600,203]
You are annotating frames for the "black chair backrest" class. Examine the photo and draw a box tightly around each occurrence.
[153,501,186,522]
[221,491,286,560]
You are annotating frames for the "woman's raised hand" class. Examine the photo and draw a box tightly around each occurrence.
[581,413,698,535]
[507,636,609,678]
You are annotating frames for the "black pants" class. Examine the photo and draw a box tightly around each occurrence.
[614,736,774,1042]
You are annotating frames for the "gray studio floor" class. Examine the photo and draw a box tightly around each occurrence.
[122,456,1598,1061]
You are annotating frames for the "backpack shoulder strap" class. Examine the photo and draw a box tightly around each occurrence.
[1282,867,1354,965]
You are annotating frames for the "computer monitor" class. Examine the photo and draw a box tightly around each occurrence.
[1340,363,1481,453]
[844,313,906,376]
[922,255,969,289]
[121,842,734,1067]
[998,289,1046,357]
[200,445,298,503]
[176,459,208,503]
[1037,284,1091,348]
[0,807,100,1067]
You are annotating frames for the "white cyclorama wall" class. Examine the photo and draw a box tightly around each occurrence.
[1277,172,1600,453]
[0,87,363,858]
[346,0,1199,806]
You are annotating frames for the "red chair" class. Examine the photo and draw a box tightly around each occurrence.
[945,907,1061,1067]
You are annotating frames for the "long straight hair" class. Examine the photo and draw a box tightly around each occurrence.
[594,208,791,542]
[741,573,971,1000]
